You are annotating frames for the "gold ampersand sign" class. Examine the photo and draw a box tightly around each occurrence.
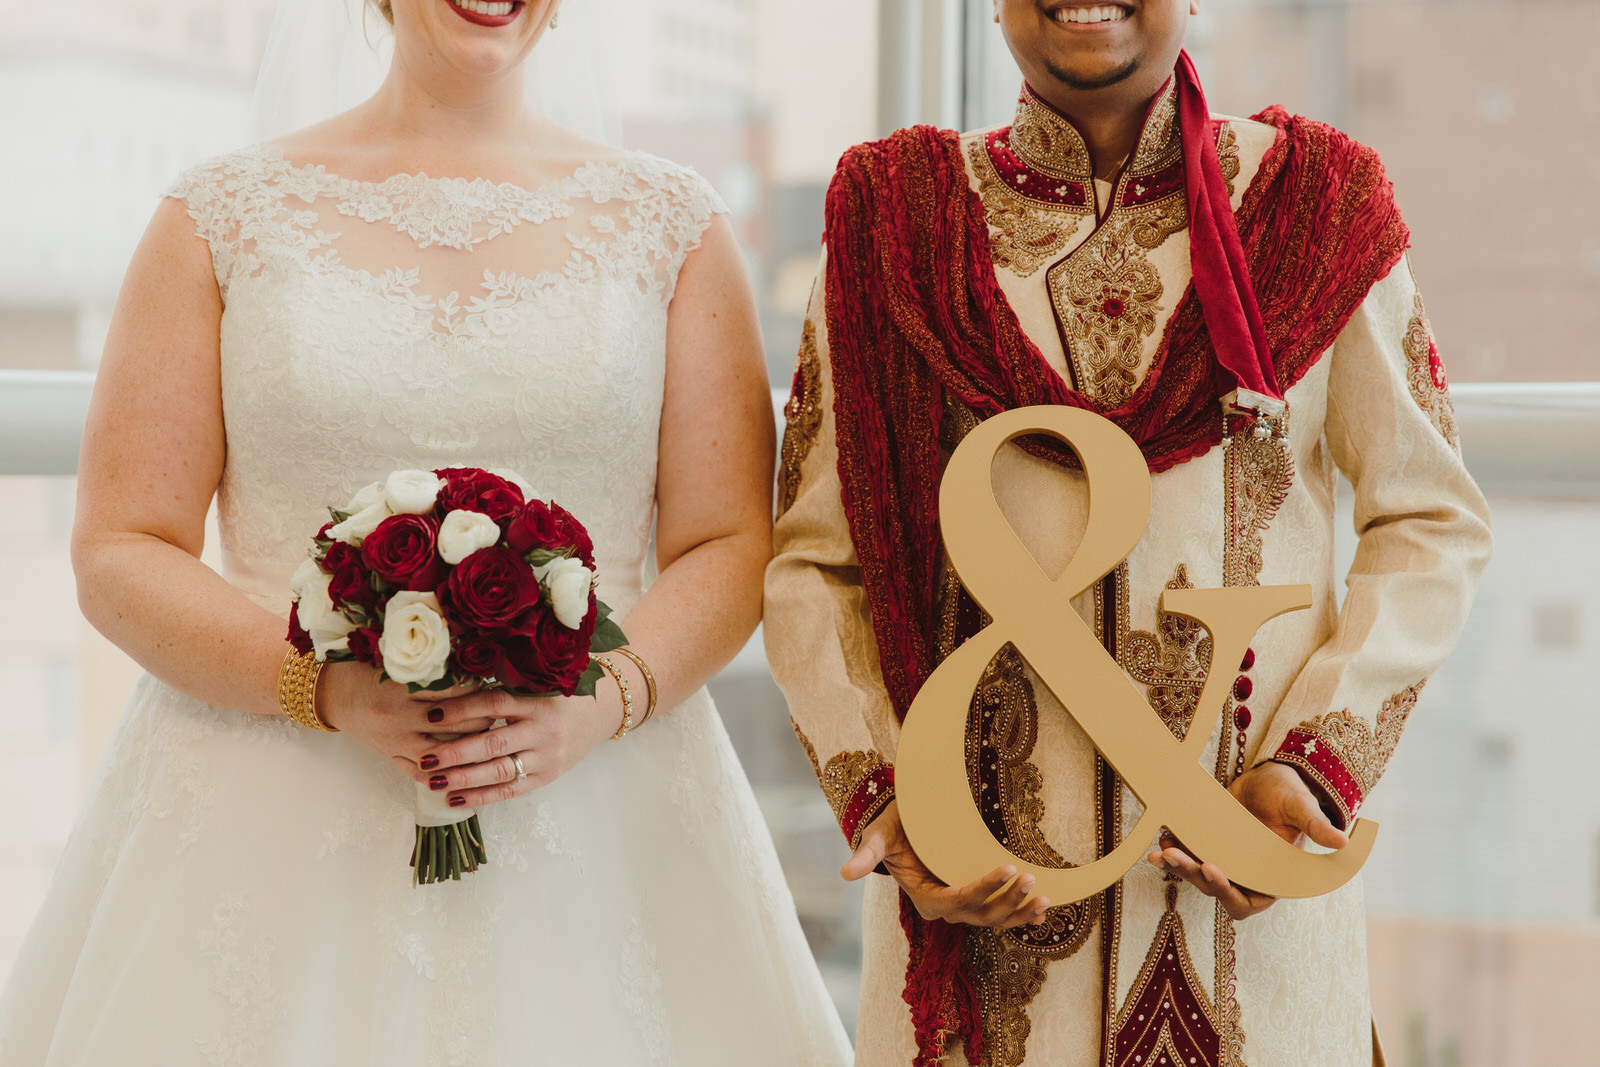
[897,406,1377,901]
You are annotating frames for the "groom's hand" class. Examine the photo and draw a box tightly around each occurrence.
[1146,760,1350,920]
[843,800,1050,929]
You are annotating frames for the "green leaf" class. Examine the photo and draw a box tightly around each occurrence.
[590,614,628,654]
[328,506,352,524]
[407,673,459,694]
[571,661,604,698]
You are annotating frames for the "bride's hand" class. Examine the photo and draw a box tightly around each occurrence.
[407,687,623,810]
[315,661,497,766]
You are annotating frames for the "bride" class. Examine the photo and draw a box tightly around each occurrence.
[0,0,851,1063]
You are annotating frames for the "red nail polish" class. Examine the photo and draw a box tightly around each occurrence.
[429,775,448,791]
[419,755,439,770]
[448,795,466,808]
[427,708,444,724]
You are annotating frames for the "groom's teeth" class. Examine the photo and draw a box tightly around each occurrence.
[1054,5,1129,23]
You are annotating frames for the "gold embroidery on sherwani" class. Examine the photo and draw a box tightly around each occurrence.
[1293,681,1428,797]
[1222,409,1294,589]
[1217,122,1241,200]
[1037,80,1186,407]
[1402,293,1460,453]
[777,320,824,516]
[969,138,1086,278]
[1051,218,1168,406]
[790,718,822,779]
[1011,91,1096,179]
[1121,565,1214,739]
[818,750,886,824]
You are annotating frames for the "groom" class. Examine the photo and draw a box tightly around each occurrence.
[766,1,1490,1064]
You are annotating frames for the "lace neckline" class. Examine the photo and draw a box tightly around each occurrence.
[244,143,661,252]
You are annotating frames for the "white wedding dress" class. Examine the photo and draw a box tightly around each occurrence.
[0,146,852,1066]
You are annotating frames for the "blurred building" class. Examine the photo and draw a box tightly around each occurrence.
[1194,0,1600,384]
[0,0,276,370]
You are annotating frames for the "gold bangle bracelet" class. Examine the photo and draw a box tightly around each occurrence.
[277,649,338,732]
[612,646,658,726]
[593,654,634,740]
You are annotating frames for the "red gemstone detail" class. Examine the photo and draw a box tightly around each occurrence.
[1239,648,1256,671]
[1234,705,1252,730]
[1233,676,1253,701]
[1103,296,1126,318]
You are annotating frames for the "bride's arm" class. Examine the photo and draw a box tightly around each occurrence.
[632,213,775,706]
[417,215,774,803]
[72,198,465,760]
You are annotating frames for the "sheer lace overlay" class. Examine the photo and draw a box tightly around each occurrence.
[165,144,726,613]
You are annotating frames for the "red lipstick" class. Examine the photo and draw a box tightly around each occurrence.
[446,0,525,28]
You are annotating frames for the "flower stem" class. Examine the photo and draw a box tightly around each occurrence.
[410,815,488,886]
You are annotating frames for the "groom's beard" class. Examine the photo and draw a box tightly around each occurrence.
[1044,55,1142,91]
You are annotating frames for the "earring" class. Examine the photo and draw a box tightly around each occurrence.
[550,9,560,27]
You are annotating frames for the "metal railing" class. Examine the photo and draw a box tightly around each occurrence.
[8,369,1596,497]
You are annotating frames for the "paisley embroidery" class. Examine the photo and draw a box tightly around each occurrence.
[1049,214,1168,406]
[1121,565,1214,739]
[1403,293,1460,453]
[777,319,824,516]
[1223,409,1294,590]
[1217,122,1241,200]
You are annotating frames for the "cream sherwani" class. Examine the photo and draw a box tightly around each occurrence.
[765,84,1492,1067]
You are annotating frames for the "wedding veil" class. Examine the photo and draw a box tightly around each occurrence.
[251,0,623,146]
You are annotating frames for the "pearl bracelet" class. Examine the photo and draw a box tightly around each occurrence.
[593,654,634,740]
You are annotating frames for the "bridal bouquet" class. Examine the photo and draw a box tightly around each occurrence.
[287,467,626,884]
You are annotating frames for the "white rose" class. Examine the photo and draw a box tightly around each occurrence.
[290,557,355,659]
[537,556,596,630]
[344,480,385,514]
[379,590,452,685]
[488,467,535,499]
[437,509,501,565]
[327,499,392,546]
[384,469,444,515]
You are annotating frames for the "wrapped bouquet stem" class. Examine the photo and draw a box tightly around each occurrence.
[288,467,626,885]
[410,763,487,883]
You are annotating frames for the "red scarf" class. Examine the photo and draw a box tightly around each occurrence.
[819,59,1409,1066]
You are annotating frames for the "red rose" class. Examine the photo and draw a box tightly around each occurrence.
[451,636,504,681]
[498,605,594,695]
[287,608,313,655]
[435,468,524,525]
[438,546,540,631]
[360,514,445,591]
[348,627,383,668]
[549,503,596,567]
[506,500,595,566]
[322,541,380,613]
[505,499,563,554]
